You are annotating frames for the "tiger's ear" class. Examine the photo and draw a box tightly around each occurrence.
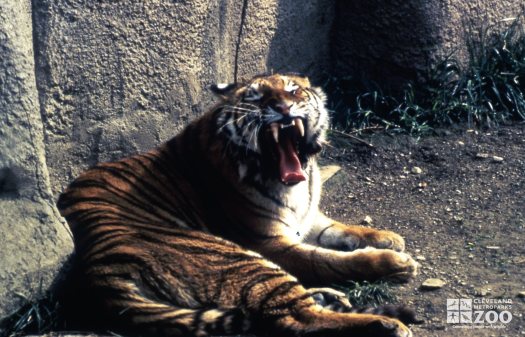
[313,86,327,103]
[282,73,311,88]
[209,82,239,98]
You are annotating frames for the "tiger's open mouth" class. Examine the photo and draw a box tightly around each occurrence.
[266,118,306,185]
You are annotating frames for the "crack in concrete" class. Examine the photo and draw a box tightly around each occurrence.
[234,0,249,83]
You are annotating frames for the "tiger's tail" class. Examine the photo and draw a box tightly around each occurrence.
[120,305,250,337]
[58,270,251,337]
[94,295,251,337]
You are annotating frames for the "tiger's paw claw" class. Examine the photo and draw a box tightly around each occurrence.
[383,252,418,283]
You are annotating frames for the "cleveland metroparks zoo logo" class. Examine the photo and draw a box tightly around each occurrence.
[447,298,513,328]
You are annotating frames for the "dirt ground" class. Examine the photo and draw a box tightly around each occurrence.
[319,123,525,336]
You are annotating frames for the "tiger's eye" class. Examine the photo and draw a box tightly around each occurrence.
[291,88,302,96]
[244,89,262,101]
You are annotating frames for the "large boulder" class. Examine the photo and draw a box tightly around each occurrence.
[0,0,73,318]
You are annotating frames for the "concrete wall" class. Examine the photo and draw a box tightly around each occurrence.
[33,0,334,197]
[0,0,73,318]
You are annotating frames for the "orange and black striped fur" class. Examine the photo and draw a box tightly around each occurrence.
[58,74,419,337]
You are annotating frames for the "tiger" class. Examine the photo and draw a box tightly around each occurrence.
[57,73,419,337]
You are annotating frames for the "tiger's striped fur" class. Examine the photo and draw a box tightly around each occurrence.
[58,73,418,337]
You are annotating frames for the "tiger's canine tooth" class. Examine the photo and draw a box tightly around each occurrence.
[270,123,279,143]
[295,118,305,137]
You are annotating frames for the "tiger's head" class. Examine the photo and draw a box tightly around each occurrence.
[210,73,329,186]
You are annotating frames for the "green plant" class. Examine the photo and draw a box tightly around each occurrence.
[325,15,525,135]
[335,281,396,307]
[0,292,63,337]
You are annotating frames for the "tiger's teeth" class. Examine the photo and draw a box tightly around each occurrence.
[295,118,305,138]
[270,123,279,143]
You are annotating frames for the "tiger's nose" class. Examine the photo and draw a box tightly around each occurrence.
[274,102,292,115]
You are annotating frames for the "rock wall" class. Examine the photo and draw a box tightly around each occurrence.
[332,0,524,91]
[0,0,73,318]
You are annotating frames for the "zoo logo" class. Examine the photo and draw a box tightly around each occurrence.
[447,298,513,325]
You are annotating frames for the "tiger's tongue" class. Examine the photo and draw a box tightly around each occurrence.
[277,136,306,183]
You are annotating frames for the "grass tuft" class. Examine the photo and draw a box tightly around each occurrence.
[325,15,525,136]
[0,292,63,337]
[335,281,396,307]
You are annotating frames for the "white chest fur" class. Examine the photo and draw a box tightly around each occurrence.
[265,162,322,241]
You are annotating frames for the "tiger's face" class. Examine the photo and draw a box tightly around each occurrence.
[211,73,329,185]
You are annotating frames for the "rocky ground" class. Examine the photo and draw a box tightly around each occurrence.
[320,123,525,336]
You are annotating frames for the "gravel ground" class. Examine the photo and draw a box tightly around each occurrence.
[320,123,525,336]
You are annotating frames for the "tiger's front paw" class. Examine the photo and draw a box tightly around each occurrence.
[348,248,418,283]
[364,229,406,252]
[375,249,418,283]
